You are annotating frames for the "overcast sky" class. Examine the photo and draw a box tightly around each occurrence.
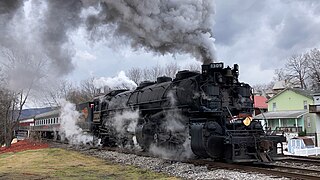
[66,0,320,86]
[2,0,320,88]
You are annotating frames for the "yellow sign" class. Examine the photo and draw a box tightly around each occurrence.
[243,116,252,126]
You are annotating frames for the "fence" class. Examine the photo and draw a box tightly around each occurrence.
[293,147,320,156]
[274,126,303,133]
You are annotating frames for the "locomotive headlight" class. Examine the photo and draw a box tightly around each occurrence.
[243,116,252,126]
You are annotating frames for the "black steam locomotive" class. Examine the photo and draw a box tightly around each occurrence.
[91,62,285,163]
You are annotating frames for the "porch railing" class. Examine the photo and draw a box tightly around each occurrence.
[293,147,320,156]
[272,126,303,133]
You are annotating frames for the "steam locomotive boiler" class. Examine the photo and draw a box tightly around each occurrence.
[92,62,285,163]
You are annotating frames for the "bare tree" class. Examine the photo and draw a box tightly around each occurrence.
[40,77,101,106]
[164,62,179,78]
[0,47,45,147]
[284,54,309,89]
[128,62,200,82]
[0,88,15,147]
[80,77,99,100]
[41,80,74,106]
[127,67,143,84]
[184,62,201,72]
[149,64,164,81]
[0,80,32,147]
[307,48,320,90]
[273,68,287,82]
[50,78,98,105]
[143,68,152,81]
[66,90,89,105]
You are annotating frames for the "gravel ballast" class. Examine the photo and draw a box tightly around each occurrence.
[66,146,288,180]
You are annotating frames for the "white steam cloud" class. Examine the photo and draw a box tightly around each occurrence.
[104,109,140,149]
[93,71,137,90]
[149,138,193,160]
[58,99,93,145]
[149,91,194,160]
[111,110,139,135]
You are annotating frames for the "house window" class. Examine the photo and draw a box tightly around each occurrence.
[304,100,308,110]
[272,102,277,111]
[307,116,311,127]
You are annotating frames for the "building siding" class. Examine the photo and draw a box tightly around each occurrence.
[304,113,317,134]
[268,90,314,111]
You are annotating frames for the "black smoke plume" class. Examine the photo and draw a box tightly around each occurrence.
[85,0,216,64]
[0,0,216,87]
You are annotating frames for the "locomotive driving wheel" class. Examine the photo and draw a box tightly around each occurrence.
[135,118,155,151]
[191,121,224,159]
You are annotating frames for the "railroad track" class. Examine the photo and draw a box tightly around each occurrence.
[189,159,320,180]
[282,155,320,166]
[42,138,69,145]
[251,164,320,180]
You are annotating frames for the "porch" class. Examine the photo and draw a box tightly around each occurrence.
[254,110,307,132]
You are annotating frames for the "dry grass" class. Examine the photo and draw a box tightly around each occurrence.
[0,148,179,180]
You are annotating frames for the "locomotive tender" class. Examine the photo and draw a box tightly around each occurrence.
[91,62,286,163]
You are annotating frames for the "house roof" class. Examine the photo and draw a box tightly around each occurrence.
[312,92,320,96]
[18,107,56,121]
[273,80,286,90]
[254,110,308,120]
[254,96,268,109]
[266,87,314,103]
[34,109,60,119]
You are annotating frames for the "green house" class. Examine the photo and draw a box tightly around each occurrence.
[255,88,316,137]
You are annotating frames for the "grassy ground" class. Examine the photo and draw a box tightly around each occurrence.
[0,148,179,180]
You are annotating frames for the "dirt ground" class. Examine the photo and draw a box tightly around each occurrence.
[0,140,49,154]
